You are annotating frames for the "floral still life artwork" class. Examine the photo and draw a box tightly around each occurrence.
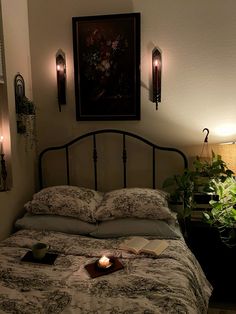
[72,13,140,120]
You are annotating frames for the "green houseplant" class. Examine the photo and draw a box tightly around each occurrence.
[162,169,195,237]
[162,169,195,219]
[163,151,234,219]
[192,152,233,193]
[203,177,236,247]
[163,151,235,244]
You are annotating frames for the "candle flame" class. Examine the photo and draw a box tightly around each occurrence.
[56,64,62,71]
[99,255,109,263]
[98,255,110,268]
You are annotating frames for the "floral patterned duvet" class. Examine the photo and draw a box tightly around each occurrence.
[0,229,212,314]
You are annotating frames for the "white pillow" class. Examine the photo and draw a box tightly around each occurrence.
[90,218,180,238]
[94,188,175,221]
[15,214,97,235]
[24,185,104,223]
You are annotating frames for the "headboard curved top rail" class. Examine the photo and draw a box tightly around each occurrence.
[38,129,188,190]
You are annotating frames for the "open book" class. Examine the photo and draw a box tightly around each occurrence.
[119,237,169,256]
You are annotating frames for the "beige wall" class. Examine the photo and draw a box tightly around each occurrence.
[0,0,36,240]
[27,0,236,191]
[28,0,236,150]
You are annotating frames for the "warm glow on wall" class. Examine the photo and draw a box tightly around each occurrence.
[214,124,236,137]
[212,142,236,175]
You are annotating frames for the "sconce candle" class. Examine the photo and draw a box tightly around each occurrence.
[56,49,66,112]
[154,59,158,90]
[152,47,162,110]
[0,135,3,154]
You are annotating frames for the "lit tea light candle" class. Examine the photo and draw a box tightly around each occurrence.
[154,58,158,90]
[98,255,110,268]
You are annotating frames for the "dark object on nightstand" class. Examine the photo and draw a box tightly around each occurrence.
[186,220,236,303]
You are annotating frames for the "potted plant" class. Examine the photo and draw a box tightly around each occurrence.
[193,151,233,193]
[162,169,195,237]
[203,177,236,247]
[163,152,233,221]
[162,169,195,219]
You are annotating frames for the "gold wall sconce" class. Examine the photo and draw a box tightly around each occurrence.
[152,47,162,110]
[56,49,66,111]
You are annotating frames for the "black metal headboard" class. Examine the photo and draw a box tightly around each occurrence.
[38,129,188,190]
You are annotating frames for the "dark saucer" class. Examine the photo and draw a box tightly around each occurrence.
[85,256,124,278]
[21,251,58,265]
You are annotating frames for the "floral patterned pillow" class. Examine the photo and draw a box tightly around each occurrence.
[24,185,104,223]
[94,188,175,222]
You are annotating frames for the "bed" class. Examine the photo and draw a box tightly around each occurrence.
[0,129,212,313]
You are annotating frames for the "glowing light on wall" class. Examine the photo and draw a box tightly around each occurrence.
[214,124,236,137]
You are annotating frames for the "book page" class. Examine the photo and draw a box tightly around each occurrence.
[120,237,150,254]
[141,239,169,255]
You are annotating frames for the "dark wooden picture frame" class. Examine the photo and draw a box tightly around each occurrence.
[72,13,140,120]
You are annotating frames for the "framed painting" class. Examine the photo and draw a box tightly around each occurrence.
[72,13,140,120]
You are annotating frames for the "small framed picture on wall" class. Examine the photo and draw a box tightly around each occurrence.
[72,13,140,120]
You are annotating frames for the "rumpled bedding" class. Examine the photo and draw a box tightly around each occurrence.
[0,229,212,314]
